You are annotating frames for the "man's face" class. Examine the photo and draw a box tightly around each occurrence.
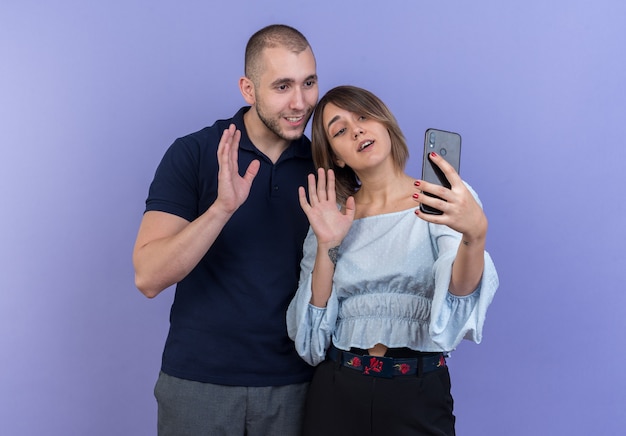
[252,46,318,142]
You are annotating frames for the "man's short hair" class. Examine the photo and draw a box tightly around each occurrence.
[245,24,312,84]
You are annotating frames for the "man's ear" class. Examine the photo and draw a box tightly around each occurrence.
[239,76,256,105]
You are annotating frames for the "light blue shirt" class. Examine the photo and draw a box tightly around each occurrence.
[286,189,499,366]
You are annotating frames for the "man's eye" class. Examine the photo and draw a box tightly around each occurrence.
[304,80,316,88]
[277,85,288,91]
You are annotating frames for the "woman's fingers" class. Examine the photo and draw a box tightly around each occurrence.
[315,167,328,202]
[307,168,336,205]
[428,152,462,186]
[307,172,319,205]
[326,168,337,203]
[298,186,311,212]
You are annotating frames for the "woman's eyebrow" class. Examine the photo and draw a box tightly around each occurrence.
[327,115,341,129]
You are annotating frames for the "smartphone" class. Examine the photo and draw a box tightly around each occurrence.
[420,128,462,215]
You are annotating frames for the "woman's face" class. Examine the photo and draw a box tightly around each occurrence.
[322,103,392,171]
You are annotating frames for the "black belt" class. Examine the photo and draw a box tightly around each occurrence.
[327,345,446,378]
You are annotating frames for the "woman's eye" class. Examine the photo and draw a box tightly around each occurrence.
[332,128,346,137]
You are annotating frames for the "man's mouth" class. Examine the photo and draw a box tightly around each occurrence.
[285,115,305,124]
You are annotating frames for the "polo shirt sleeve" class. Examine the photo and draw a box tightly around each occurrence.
[145,137,201,222]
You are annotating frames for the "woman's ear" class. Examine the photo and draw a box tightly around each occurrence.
[332,152,345,168]
[239,76,256,105]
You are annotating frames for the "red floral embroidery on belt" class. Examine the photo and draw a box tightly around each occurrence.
[363,357,384,374]
[346,357,361,367]
[394,363,411,374]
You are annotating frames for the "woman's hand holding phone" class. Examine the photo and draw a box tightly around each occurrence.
[415,152,487,243]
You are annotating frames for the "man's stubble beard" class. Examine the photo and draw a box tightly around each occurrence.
[255,104,314,142]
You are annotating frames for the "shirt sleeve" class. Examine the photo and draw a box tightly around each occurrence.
[427,183,499,350]
[286,228,339,366]
[145,137,202,222]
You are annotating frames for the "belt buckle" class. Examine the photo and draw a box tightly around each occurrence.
[361,355,394,378]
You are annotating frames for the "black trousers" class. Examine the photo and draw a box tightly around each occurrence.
[302,358,456,436]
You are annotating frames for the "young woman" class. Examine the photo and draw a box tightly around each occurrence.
[287,86,499,435]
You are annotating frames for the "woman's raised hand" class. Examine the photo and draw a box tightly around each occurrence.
[299,168,355,246]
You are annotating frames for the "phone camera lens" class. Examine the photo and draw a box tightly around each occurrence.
[440,148,447,156]
[428,132,436,148]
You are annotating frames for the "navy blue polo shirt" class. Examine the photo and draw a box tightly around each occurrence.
[145,107,315,386]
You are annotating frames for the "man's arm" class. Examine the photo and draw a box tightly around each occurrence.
[132,124,259,298]
[132,206,234,297]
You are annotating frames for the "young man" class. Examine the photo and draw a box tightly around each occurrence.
[133,25,319,435]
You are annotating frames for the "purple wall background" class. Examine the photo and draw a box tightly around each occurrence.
[1,1,625,435]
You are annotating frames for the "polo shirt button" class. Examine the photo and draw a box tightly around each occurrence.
[273,185,279,191]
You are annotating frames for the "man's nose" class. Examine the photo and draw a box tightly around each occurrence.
[290,88,305,109]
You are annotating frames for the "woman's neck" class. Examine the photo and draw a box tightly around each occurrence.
[353,170,416,218]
